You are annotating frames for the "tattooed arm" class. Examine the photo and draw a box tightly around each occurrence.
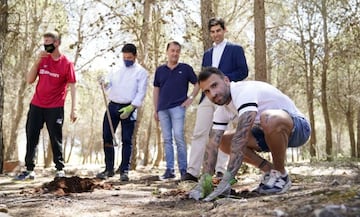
[202,129,225,175]
[228,111,257,177]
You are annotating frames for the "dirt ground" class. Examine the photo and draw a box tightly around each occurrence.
[0,161,359,217]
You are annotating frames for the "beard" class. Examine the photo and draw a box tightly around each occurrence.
[212,89,231,105]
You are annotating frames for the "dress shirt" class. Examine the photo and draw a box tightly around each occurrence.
[107,63,148,107]
[212,39,227,68]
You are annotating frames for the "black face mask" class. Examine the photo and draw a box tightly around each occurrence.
[44,44,56,53]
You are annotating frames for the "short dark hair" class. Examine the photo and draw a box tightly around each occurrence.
[198,67,225,83]
[166,41,181,50]
[208,17,225,30]
[122,43,137,56]
[43,31,61,43]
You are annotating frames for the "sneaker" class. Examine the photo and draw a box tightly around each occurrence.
[96,170,115,180]
[14,171,35,181]
[216,171,224,178]
[252,172,270,192]
[258,169,291,194]
[120,172,129,181]
[55,170,66,178]
[160,169,175,179]
[181,172,198,182]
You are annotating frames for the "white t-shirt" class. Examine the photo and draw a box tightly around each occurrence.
[213,81,304,130]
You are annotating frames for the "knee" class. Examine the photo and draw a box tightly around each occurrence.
[260,110,293,135]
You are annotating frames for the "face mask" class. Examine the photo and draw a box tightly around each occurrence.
[124,60,134,67]
[44,44,56,53]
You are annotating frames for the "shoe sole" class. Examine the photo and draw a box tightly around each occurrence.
[259,180,292,194]
[13,178,35,183]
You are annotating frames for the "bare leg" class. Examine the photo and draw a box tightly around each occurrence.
[219,131,273,172]
[260,110,293,174]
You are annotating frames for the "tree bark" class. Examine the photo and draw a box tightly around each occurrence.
[307,42,317,158]
[319,0,333,161]
[5,0,47,161]
[254,0,267,82]
[129,0,153,170]
[296,2,317,158]
[357,109,360,158]
[0,0,8,173]
[153,121,163,167]
[200,0,215,51]
[345,109,356,157]
[143,115,153,166]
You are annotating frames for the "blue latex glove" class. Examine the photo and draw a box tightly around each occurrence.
[118,105,135,119]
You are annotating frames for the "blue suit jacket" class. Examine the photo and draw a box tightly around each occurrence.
[202,42,248,81]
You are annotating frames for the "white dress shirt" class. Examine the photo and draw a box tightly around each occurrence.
[107,62,148,107]
[212,39,227,68]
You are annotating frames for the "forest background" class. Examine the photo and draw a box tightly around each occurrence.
[0,0,359,173]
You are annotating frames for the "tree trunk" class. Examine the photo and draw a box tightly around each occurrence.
[130,108,142,170]
[200,0,215,51]
[319,0,333,161]
[308,41,317,158]
[128,0,153,170]
[345,102,356,157]
[254,0,267,82]
[357,109,360,158]
[143,116,153,166]
[5,1,47,161]
[153,121,163,167]
[297,3,317,158]
[0,0,8,173]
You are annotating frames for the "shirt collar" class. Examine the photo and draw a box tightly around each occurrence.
[213,39,227,48]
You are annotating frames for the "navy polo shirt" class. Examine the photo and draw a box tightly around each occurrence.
[154,63,197,111]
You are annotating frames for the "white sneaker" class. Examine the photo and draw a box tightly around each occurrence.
[252,172,270,192]
[258,169,291,194]
[14,171,35,181]
[55,170,65,178]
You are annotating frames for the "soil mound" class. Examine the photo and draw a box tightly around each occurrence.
[42,176,113,195]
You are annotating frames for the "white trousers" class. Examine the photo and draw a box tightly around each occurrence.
[187,96,228,177]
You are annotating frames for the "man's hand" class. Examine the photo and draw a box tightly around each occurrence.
[97,76,110,88]
[203,171,236,202]
[118,105,135,119]
[38,50,49,59]
[70,109,77,122]
[188,173,213,201]
[181,96,194,107]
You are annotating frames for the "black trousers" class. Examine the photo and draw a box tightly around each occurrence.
[25,104,65,171]
[102,102,135,173]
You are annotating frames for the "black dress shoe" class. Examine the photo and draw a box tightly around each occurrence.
[181,172,198,182]
[96,170,115,179]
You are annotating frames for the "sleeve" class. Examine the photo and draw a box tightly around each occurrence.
[67,62,76,83]
[153,67,160,87]
[212,106,230,131]
[226,44,249,82]
[232,88,258,117]
[201,49,212,68]
[131,68,148,107]
[187,64,197,84]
